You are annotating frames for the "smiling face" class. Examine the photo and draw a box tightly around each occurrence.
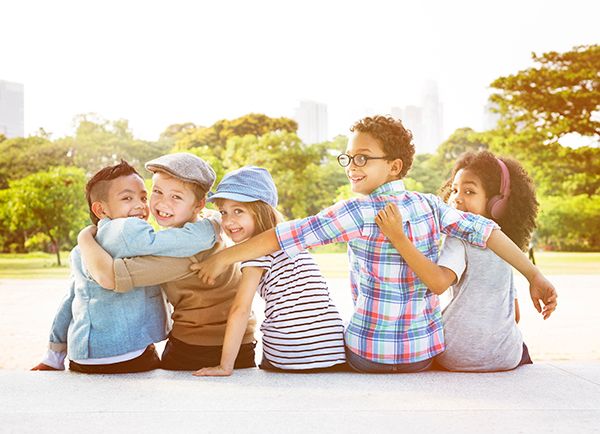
[344,131,403,195]
[448,169,489,217]
[150,171,204,228]
[217,199,257,244]
[92,173,149,221]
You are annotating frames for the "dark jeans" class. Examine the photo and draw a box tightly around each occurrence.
[345,347,433,373]
[259,355,350,373]
[69,344,161,374]
[160,336,256,371]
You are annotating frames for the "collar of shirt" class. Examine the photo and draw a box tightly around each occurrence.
[369,179,406,197]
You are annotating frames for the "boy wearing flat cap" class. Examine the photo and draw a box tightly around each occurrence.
[33,156,220,373]
[78,153,257,371]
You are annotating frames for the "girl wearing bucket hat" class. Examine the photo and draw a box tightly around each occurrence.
[193,166,347,376]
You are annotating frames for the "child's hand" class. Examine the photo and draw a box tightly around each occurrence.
[190,253,226,286]
[192,365,233,377]
[77,225,97,243]
[31,363,60,371]
[528,272,558,320]
[375,203,407,240]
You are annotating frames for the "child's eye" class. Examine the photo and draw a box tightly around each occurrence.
[152,189,161,195]
[141,196,148,202]
[122,196,132,201]
[219,210,227,216]
[234,208,244,215]
[172,195,182,200]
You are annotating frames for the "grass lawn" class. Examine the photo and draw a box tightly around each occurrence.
[0,250,598,280]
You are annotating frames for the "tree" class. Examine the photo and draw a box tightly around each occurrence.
[0,136,71,188]
[6,167,88,265]
[490,44,599,144]
[55,114,170,175]
[173,113,298,158]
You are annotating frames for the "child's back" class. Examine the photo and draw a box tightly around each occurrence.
[436,239,523,371]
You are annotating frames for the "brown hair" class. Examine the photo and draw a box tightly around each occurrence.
[85,160,142,225]
[350,115,415,179]
[440,150,538,250]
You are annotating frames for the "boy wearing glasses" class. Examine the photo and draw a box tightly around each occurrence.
[192,115,557,373]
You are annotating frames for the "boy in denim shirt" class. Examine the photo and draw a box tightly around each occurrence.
[32,155,218,373]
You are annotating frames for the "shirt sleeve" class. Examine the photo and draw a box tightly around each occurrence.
[48,252,78,352]
[104,217,217,258]
[241,255,273,271]
[113,255,197,292]
[41,349,67,370]
[276,199,364,258]
[436,236,467,284]
[427,194,498,248]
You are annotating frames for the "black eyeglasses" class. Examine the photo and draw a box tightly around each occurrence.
[337,153,389,167]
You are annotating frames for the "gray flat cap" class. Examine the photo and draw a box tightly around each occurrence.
[145,153,216,191]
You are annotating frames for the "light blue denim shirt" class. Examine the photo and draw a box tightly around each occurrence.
[48,217,217,360]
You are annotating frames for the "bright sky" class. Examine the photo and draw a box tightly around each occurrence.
[2,0,599,148]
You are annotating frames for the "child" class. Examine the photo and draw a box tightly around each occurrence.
[193,166,346,376]
[192,115,557,373]
[77,158,257,371]
[32,156,218,373]
[375,150,541,371]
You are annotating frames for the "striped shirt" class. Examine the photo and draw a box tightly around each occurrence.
[241,250,346,370]
[275,180,497,364]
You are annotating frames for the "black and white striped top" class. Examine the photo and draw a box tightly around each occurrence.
[241,250,346,370]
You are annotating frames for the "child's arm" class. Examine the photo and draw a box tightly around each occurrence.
[78,226,117,289]
[193,266,263,377]
[375,203,456,294]
[486,230,557,319]
[192,228,280,285]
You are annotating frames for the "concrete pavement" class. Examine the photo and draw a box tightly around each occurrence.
[1,362,599,433]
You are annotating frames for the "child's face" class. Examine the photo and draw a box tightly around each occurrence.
[344,131,401,195]
[150,172,203,228]
[217,199,256,244]
[448,169,489,217]
[95,174,149,220]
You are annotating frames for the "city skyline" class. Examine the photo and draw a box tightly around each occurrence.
[2,0,598,147]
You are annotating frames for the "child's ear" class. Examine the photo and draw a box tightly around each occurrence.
[91,202,107,220]
[195,198,207,214]
[390,158,403,177]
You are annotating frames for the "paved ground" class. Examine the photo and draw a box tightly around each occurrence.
[1,362,599,433]
[0,274,599,433]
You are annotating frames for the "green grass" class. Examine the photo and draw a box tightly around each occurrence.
[0,251,598,280]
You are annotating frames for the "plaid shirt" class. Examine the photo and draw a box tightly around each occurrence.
[275,180,497,364]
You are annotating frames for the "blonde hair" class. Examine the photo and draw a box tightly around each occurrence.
[215,199,283,237]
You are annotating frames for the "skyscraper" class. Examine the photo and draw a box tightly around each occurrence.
[421,80,443,154]
[0,80,24,138]
[294,100,328,144]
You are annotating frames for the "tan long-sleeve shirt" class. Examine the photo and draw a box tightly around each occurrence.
[113,242,256,346]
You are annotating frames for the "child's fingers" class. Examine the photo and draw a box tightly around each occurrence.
[530,295,542,313]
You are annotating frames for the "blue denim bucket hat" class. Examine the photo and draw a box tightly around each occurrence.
[208,166,278,207]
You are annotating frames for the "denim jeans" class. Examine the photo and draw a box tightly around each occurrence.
[345,347,433,373]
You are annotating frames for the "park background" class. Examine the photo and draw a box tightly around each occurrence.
[0,1,598,370]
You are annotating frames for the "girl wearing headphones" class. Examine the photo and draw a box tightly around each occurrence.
[375,150,541,372]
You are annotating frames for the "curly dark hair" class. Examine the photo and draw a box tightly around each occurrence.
[439,150,538,251]
[350,115,415,179]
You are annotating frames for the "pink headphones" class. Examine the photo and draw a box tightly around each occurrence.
[487,158,511,220]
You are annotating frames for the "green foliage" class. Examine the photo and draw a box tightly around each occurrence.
[4,167,88,264]
[408,128,490,194]
[0,136,71,188]
[490,44,599,142]
[55,114,170,175]
[536,195,600,251]
[172,113,298,158]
